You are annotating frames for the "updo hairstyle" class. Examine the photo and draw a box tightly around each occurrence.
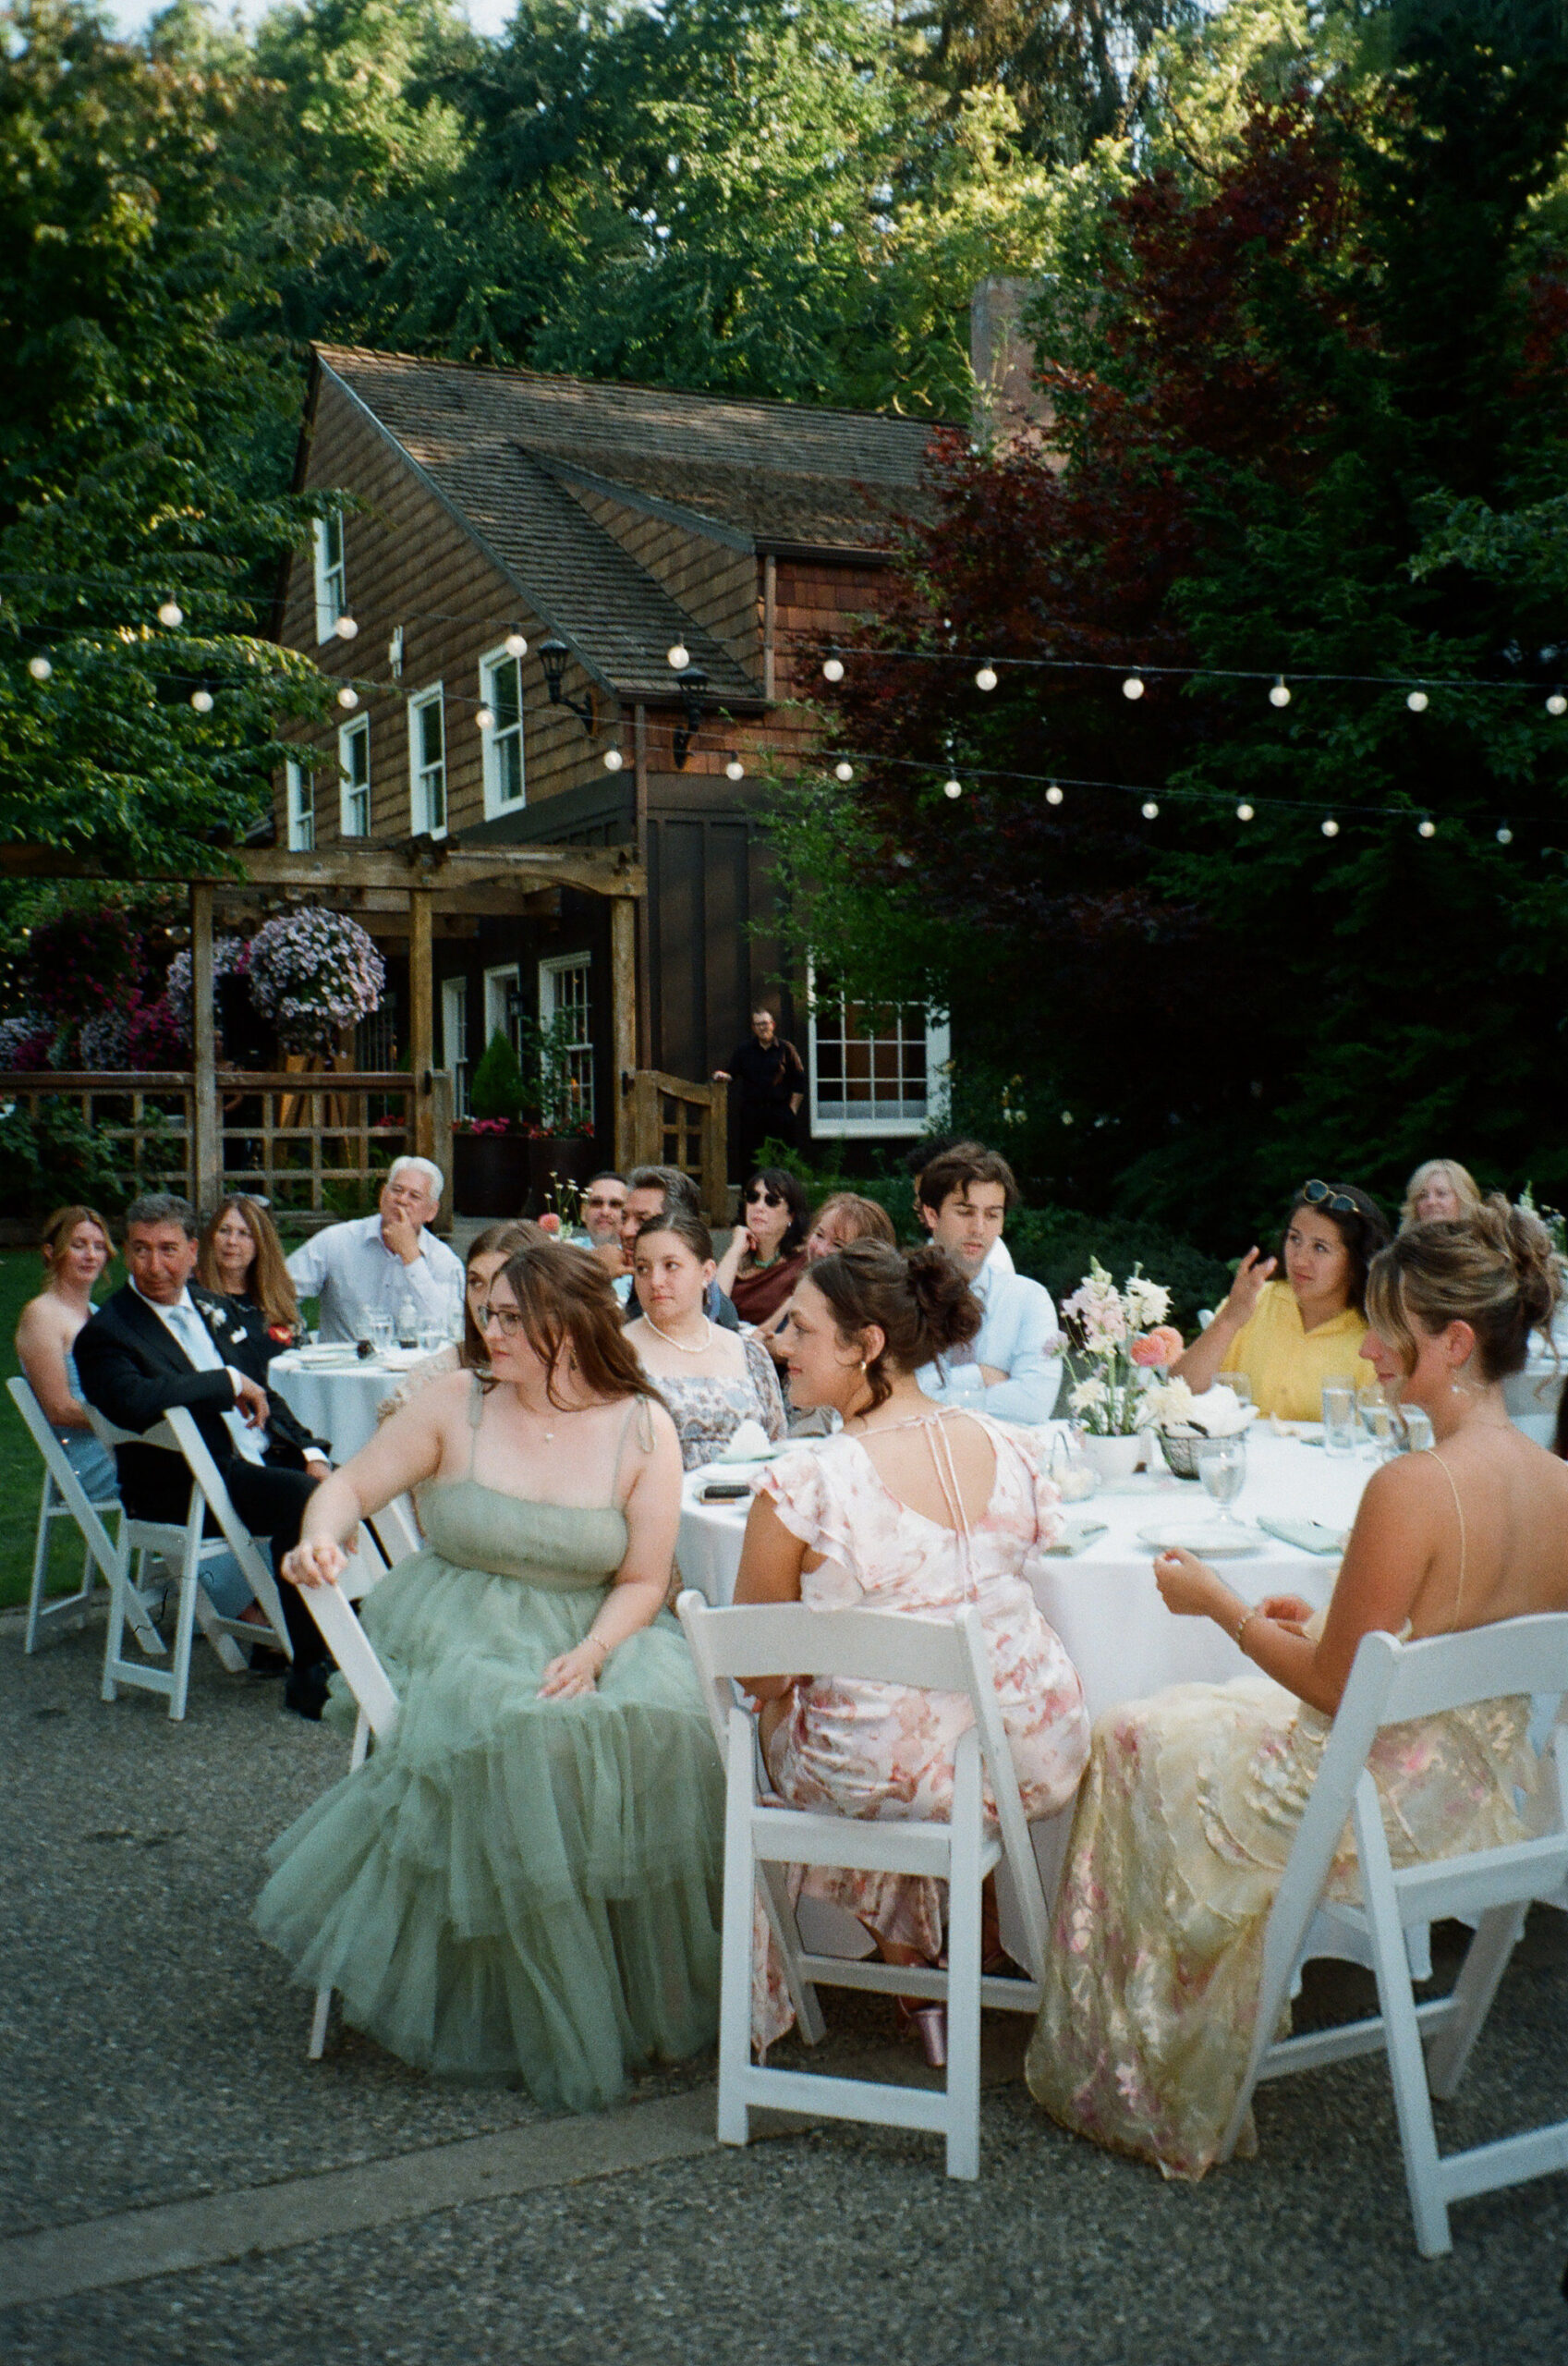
[40,1203,115,1269]
[1278,1183,1391,1316]
[1364,1196,1562,1385]
[633,1208,714,1266]
[808,1240,982,1411]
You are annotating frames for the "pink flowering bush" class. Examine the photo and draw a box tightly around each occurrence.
[247,908,384,1054]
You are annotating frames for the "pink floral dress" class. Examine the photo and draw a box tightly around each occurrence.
[751,1414,1091,2044]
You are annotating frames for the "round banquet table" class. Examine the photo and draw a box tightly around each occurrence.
[270,1347,431,1464]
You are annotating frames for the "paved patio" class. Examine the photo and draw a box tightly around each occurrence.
[3,1604,1564,2364]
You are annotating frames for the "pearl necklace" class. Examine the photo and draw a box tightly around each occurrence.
[641,1312,713,1356]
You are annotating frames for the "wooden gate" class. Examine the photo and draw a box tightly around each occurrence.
[622,1072,728,1219]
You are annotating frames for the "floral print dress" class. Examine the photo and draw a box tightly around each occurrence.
[656,1334,786,1470]
[751,1415,1091,2045]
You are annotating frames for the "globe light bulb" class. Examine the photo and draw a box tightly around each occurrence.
[1123,676,1146,701]
[602,748,625,772]
[975,664,998,692]
[504,633,528,659]
[1406,689,1428,713]
[1141,799,1159,818]
[1045,784,1064,806]
[1417,818,1436,838]
[724,753,745,781]
[822,654,845,683]
[190,689,213,713]
[337,686,359,710]
[475,706,495,731]
[667,642,690,671]
[1547,692,1566,716]
[943,778,963,799]
[1321,816,1339,836]
[1061,1111,1075,1127]
[1269,678,1291,708]
[1496,825,1513,844]
[157,601,183,628]
[27,655,51,681]
[334,616,359,640]
[833,760,854,782]
[1236,802,1255,821]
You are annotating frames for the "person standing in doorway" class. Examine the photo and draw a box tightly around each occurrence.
[713,1006,806,1179]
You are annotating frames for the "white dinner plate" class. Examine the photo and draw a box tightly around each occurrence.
[1136,1521,1264,1558]
[295,1344,363,1367]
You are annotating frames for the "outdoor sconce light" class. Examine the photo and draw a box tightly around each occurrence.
[538,636,597,735]
[672,666,709,768]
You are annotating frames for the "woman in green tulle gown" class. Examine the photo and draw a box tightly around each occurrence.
[255,1240,723,2111]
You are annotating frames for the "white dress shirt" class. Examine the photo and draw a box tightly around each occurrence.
[286,1213,465,1344]
[132,1284,266,1465]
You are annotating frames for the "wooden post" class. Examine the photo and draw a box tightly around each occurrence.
[189,882,221,1212]
[701,1079,728,1224]
[430,1068,455,1231]
[408,886,434,1159]
[611,892,638,1170]
[762,554,777,703]
[633,701,651,1068]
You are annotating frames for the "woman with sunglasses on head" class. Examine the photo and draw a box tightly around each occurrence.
[259,1238,722,2109]
[1172,1180,1391,1421]
[713,1167,810,1327]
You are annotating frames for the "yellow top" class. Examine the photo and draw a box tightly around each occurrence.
[1218,1279,1375,1421]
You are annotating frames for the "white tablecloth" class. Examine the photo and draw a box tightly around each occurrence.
[678,1429,1374,1723]
[270,1349,415,1464]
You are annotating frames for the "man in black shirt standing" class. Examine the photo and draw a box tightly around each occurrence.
[713,1006,807,1179]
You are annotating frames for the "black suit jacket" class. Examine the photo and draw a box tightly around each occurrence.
[73,1283,329,1523]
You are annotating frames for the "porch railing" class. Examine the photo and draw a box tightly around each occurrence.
[622,1070,728,1220]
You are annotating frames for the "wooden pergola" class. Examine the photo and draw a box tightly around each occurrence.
[0,838,652,1200]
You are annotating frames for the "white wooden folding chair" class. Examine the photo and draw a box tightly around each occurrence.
[86,1403,295,1721]
[9,1375,133,1656]
[1218,1615,1568,2257]
[676,1590,1053,2181]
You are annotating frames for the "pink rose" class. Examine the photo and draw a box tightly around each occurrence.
[1130,1323,1185,1368]
[538,1212,562,1235]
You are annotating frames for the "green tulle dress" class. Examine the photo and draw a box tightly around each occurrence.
[254,1398,723,2112]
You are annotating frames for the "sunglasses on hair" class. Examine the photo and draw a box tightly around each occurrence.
[745,1186,785,1206]
[1301,1179,1358,1216]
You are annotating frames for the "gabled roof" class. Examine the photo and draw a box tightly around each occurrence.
[312,345,942,704]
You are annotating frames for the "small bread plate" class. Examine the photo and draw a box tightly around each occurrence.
[1136,1521,1263,1558]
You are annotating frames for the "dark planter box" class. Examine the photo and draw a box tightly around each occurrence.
[452,1132,531,1218]
[526,1137,599,1216]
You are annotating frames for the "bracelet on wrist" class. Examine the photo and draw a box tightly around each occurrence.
[582,1633,612,1665]
[1232,1602,1261,1653]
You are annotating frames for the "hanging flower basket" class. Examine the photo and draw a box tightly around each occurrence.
[246,909,384,1056]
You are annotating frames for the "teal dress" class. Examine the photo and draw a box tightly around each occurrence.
[254,1395,723,2111]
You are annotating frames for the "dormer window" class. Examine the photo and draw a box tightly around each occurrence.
[313,514,346,642]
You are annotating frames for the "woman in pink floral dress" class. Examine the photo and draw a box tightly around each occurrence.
[736,1241,1090,2055]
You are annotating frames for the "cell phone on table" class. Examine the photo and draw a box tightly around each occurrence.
[699,1479,752,1502]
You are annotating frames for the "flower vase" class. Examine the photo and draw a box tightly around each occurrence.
[1077,1433,1144,1486]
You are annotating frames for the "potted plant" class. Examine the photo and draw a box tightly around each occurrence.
[453,1030,532,1215]
[1060,1259,1184,1482]
[246,908,384,1057]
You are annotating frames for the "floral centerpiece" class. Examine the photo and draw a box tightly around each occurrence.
[246,908,384,1055]
[1060,1259,1185,1480]
[1136,1372,1254,1477]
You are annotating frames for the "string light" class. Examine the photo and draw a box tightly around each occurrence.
[1141,799,1159,818]
[975,663,998,691]
[724,752,746,781]
[27,656,50,681]
[1406,689,1428,713]
[504,632,529,659]
[190,689,213,713]
[1269,677,1291,708]
[1045,784,1064,805]
[1123,676,1146,701]
[834,760,854,782]
[667,641,690,671]
[336,687,359,710]
[1236,801,1255,821]
[943,778,963,799]
[602,748,625,772]
[1417,818,1436,838]
[157,601,183,628]
[1497,824,1513,844]
[1321,817,1339,836]
[1548,693,1566,716]
[334,616,359,640]
[474,706,494,731]
[822,653,845,683]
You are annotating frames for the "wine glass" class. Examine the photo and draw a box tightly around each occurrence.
[1196,1434,1246,1528]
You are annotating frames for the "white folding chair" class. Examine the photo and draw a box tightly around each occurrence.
[8,1375,133,1656]
[298,1539,402,2059]
[86,1404,294,1722]
[676,1591,1053,2181]
[1218,1616,1568,2257]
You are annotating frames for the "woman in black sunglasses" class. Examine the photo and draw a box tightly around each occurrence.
[1172,1178,1391,1421]
[713,1166,810,1324]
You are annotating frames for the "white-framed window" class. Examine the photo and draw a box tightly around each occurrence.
[442,976,469,1118]
[483,963,521,1057]
[285,758,315,851]
[479,646,525,816]
[408,686,446,837]
[807,981,951,1137]
[312,513,346,643]
[539,954,594,1129]
[338,717,371,837]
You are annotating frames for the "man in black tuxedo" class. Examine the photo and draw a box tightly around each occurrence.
[73,1192,335,1717]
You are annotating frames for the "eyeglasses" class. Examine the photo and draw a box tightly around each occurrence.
[479,1303,525,1336]
[745,1187,784,1206]
[1301,1179,1358,1216]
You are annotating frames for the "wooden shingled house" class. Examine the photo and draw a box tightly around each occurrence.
[272,345,955,1179]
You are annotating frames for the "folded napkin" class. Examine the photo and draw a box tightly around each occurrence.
[714,1419,779,1464]
[1257,1514,1346,1555]
[1046,1518,1110,1556]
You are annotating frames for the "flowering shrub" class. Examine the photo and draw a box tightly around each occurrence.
[247,908,384,1054]
[1061,1259,1177,1436]
[0,1013,52,1070]
[165,936,249,1027]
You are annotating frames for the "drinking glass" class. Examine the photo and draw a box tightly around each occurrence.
[1224,1373,1253,1410]
[417,1320,445,1356]
[1196,1434,1246,1526]
[368,1312,393,1359]
[1321,1378,1357,1457]
[1401,1406,1435,1454]
[1358,1384,1396,1459]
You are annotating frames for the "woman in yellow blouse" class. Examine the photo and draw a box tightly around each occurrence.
[1173,1179,1392,1420]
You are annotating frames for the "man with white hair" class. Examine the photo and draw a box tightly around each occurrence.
[286,1157,464,1343]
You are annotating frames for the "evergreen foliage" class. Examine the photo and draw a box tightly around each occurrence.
[468,1026,528,1127]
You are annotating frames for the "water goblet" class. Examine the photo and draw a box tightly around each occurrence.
[1196,1433,1247,1527]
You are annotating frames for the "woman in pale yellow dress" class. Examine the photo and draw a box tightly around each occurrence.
[1027,1200,1568,2178]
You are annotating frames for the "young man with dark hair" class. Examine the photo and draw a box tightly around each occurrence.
[914,1143,1062,1425]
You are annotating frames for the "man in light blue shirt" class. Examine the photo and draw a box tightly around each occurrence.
[912,1143,1063,1425]
[286,1157,464,1342]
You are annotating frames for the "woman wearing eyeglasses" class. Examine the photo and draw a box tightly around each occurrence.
[1172,1180,1391,1421]
[258,1238,722,2109]
[713,1166,810,1326]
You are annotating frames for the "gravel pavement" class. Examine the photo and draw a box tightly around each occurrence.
[3,1604,1564,2364]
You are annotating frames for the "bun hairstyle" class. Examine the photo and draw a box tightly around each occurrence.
[1278,1182,1391,1316]
[1364,1195,1563,1384]
[808,1239,982,1411]
[633,1208,714,1266]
